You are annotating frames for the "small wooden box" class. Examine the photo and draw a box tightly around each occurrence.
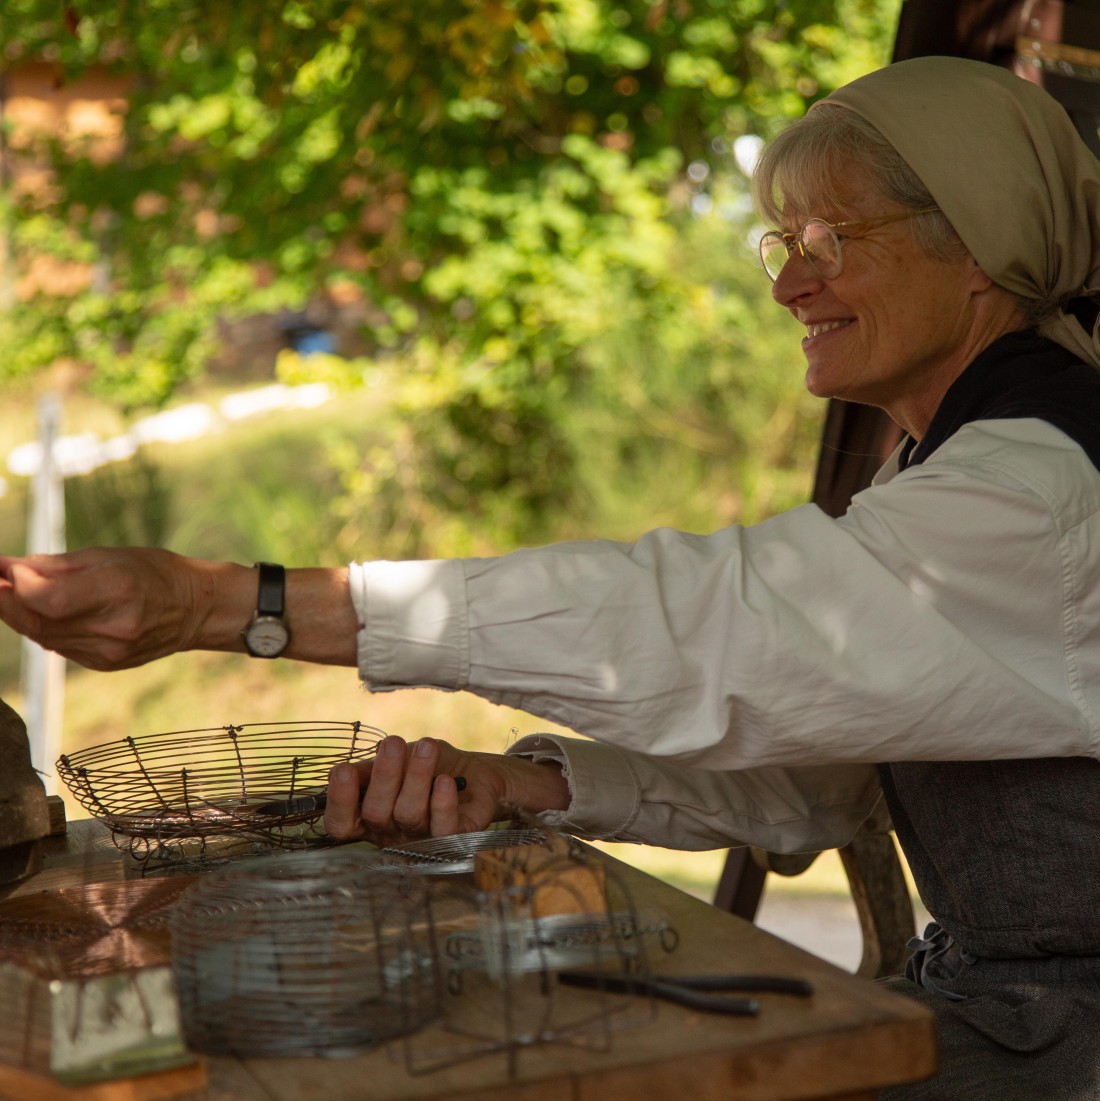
[474,835,607,919]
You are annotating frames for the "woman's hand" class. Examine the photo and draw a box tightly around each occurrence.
[0,547,241,671]
[323,735,571,846]
[0,548,357,670]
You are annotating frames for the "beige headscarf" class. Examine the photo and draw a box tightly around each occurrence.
[822,56,1100,368]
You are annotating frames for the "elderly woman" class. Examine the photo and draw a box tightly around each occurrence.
[1,57,1098,1098]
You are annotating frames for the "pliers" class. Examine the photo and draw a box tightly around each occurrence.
[557,969,813,1016]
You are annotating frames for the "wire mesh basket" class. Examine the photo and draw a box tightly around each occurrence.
[56,720,382,862]
[170,849,442,1058]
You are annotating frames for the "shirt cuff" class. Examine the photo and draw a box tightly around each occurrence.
[507,733,641,839]
[349,559,469,690]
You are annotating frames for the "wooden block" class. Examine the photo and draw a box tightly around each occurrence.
[0,1059,206,1101]
[474,836,607,919]
[46,796,68,837]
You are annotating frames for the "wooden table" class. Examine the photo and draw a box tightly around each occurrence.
[2,820,938,1101]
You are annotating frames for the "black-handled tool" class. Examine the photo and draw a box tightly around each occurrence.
[256,776,467,818]
[557,969,813,1017]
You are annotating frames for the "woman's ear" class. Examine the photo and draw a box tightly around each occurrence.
[965,254,995,294]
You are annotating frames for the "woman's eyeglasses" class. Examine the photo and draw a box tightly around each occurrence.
[758,208,939,283]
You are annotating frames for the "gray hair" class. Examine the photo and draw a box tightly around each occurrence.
[752,103,1057,327]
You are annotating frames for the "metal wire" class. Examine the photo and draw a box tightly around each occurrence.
[381,828,547,874]
[170,849,443,1058]
[0,878,196,1083]
[55,721,382,861]
[396,827,677,1077]
[0,878,195,979]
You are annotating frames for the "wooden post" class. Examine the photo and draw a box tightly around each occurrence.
[0,67,13,313]
[22,394,67,795]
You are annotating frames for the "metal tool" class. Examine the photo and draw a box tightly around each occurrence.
[256,775,466,818]
[557,969,813,1016]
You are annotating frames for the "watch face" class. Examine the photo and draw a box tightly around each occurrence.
[245,615,290,658]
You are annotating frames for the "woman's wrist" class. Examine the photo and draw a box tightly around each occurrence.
[501,757,571,817]
[282,567,359,665]
[193,562,359,666]
[186,558,255,652]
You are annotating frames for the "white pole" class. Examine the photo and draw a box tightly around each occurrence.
[22,394,66,794]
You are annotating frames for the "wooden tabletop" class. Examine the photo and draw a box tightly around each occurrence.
[5,821,938,1101]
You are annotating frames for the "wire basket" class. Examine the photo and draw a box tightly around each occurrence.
[56,721,382,861]
[170,849,442,1058]
[395,828,678,1077]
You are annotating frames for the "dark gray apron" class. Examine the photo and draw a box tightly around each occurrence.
[873,332,1100,1099]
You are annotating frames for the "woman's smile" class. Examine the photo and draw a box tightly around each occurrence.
[803,318,855,343]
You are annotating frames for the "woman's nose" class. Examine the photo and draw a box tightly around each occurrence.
[771,251,824,307]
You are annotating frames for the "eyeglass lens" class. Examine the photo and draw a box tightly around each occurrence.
[760,220,842,282]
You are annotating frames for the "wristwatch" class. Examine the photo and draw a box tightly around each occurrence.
[242,562,290,658]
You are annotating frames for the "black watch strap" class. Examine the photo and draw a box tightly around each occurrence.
[254,562,286,616]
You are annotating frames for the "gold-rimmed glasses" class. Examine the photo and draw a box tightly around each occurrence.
[758,208,939,283]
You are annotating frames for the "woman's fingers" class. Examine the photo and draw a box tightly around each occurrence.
[428,774,462,837]
[390,738,444,834]
[323,760,372,839]
[357,736,415,835]
[0,559,77,637]
[0,548,198,669]
[323,735,490,845]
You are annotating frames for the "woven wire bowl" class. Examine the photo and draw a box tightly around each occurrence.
[56,721,381,856]
[170,849,442,1057]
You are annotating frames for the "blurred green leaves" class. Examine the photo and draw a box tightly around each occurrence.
[0,0,899,553]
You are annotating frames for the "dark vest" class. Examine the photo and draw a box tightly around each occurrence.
[882,331,1100,960]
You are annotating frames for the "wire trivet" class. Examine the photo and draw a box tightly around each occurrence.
[56,720,382,863]
[381,828,547,874]
[0,878,195,979]
[170,849,443,1058]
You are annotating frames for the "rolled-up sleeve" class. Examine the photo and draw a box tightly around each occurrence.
[506,733,882,853]
[350,559,468,690]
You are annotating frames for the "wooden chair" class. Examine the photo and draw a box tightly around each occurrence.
[713,798,916,979]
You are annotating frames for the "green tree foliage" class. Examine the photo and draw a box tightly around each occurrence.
[0,0,899,553]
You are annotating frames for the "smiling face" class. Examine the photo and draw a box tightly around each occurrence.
[769,165,1021,438]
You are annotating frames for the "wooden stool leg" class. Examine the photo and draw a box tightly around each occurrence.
[712,845,767,920]
[839,825,916,979]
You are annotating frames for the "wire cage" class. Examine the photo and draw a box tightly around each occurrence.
[56,720,382,864]
[390,826,679,1077]
[170,849,443,1058]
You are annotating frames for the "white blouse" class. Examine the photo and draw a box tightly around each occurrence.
[350,418,1100,852]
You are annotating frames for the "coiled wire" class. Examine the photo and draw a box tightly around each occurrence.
[170,849,442,1057]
